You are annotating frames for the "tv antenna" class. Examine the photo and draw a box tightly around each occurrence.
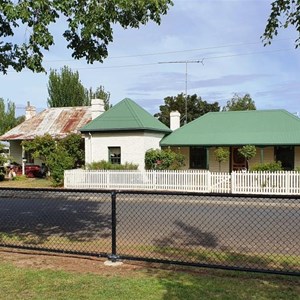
[158,59,204,124]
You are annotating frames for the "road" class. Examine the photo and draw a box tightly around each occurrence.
[0,189,299,257]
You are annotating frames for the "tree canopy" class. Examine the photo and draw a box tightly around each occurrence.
[47,66,110,108]
[87,86,111,111]
[222,93,256,111]
[154,93,220,127]
[0,98,25,135]
[47,66,88,107]
[263,0,300,48]
[0,0,173,74]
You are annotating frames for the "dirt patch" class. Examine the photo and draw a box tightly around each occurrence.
[0,247,218,278]
[0,247,144,276]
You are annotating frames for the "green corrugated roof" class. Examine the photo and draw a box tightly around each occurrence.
[160,109,300,146]
[80,98,171,133]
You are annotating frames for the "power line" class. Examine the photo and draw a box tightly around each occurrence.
[6,47,295,73]
[43,38,294,63]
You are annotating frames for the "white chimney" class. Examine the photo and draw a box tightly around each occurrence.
[25,101,36,120]
[91,98,105,120]
[170,111,181,131]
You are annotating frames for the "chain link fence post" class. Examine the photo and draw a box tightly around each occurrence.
[108,190,120,262]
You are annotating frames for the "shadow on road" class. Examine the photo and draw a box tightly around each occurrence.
[154,220,218,249]
[0,194,111,245]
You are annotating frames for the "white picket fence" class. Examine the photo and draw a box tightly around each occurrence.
[232,171,300,195]
[64,169,300,195]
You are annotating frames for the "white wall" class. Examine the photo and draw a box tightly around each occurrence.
[85,131,166,170]
[9,140,22,164]
[9,140,43,165]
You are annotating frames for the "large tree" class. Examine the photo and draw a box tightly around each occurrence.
[154,93,220,127]
[0,0,173,74]
[263,0,300,48]
[47,66,89,107]
[222,93,256,111]
[0,98,25,135]
[47,66,111,108]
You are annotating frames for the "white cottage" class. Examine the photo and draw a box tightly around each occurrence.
[80,98,172,170]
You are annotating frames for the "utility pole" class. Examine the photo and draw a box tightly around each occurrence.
[158,60,203,124]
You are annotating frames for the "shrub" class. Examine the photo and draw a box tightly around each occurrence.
[250,161,283,172]
[145,148,185,170]
[214,147,230,172]
[46,147,75,186]
[86,160,138,170]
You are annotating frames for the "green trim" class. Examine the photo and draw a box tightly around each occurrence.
[206,147,210,170]
[260,147,264,163]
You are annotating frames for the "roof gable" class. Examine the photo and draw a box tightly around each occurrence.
[161,109,300,146]
[0,106,92,141]
[80,98,171,133]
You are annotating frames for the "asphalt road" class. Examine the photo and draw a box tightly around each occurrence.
[0,190,299,257]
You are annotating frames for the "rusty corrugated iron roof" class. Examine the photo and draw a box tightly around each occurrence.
[0,106,92,141]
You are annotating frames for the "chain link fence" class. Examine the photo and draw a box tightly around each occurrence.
[0,188,299,275]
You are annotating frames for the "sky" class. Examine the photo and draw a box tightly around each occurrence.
[1,0,300,117]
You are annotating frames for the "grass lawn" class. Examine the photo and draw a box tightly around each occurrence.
[0,177,55,189]
[0,257,299,300]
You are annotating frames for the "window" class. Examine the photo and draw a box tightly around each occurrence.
[190,147,207,169]
[24,150,34,164]
[109,147,121,164]
[275,146,294,170]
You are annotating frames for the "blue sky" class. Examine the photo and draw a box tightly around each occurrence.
[1,0,300,116]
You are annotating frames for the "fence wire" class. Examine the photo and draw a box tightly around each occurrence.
[0,188,299,275]
[0,188,112,256]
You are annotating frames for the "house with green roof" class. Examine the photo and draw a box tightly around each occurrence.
[160,109,300,172]
[80,98,171,170]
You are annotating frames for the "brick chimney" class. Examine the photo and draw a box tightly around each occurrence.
[170,111,181,131]
[91,99,105,120]
[25,101,36,120]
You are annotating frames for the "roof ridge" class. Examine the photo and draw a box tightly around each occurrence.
[126,99,145,128]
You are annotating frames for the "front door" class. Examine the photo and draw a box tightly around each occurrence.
[275,146,294,170]
[231,147,246,171]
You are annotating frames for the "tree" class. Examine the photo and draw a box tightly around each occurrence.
[0,98,25,135]
[21,134,57,163]
[47,66,89,107]
[59,133,84,167]
[238,145,257,170]
[87,86,111,111]
[22,133,85,185]
[214,147,230,172]
[262,1,300,48]
[222,93,256,111]
[0,0,173,74]
[47,66,111,108]
[154,93,220,127]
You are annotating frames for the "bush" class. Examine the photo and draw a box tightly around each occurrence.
[86,160,138,170]
[46,147,75,186]
[145,148,185,170]
[250,161,283,172]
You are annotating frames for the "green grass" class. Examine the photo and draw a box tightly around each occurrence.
[0,177,54,188]
[1,233,299,271]
[0,261,299,300]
